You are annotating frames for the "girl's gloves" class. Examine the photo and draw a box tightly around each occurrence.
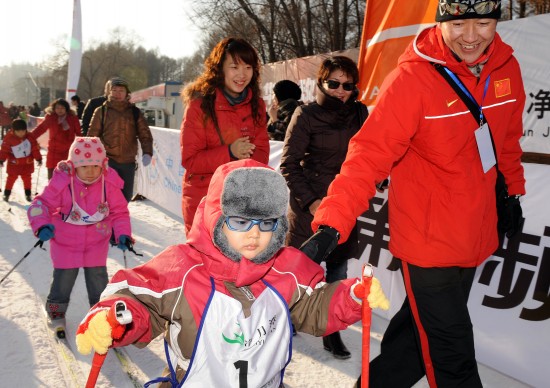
[117,235,133,251]
[76,301,132,355]
[37,225,55,241]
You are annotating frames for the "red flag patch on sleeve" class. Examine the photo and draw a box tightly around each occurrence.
[494,78,511,98]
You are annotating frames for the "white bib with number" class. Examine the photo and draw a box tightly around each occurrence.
[11,139,31,159]
[181,281,292,387]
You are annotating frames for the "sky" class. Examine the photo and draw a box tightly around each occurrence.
[1,0,201,67]
[0,144,528,387]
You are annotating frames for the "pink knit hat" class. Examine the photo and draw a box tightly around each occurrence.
[68,137,107,168]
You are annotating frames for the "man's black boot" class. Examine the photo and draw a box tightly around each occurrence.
[322,331,351,359]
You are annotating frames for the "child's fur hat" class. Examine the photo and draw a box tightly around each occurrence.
[212,164,289,264]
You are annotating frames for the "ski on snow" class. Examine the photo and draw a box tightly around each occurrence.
[38,297,148,386]
[112,347,149,387]
[37,302,87,387]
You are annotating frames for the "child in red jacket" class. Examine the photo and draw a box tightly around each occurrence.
[75,160,389,387]
[0,119,42,202]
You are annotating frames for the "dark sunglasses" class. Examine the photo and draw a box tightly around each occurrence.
[224,216,279,232]
[323,80,355,92]
[440,1,500,16]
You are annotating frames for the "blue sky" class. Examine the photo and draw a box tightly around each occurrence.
[1,0,201,66]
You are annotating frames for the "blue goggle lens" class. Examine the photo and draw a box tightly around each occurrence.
[225,216,279,232]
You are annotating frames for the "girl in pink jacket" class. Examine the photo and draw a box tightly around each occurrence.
[27,137,132,336]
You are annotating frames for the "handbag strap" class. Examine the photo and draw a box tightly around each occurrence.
[432,63,498,165]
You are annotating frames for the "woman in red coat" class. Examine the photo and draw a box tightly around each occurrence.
[31,98,81,180]
[180,37,270,234]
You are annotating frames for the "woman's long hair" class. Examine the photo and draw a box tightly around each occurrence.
[44,98,75,116]
[183,37,263,128]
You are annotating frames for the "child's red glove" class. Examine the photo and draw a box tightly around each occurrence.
[76,301,132,355]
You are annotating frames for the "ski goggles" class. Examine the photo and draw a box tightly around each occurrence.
[323,80,355,91]
[439,1,500,16]
[224,216,279,232]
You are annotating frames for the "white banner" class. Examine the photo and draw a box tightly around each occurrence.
[65,0,82,101]
[136,127,184,219]
[470,163,549,388]
[497,14,550,155]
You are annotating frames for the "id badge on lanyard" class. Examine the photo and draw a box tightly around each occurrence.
[473,76,496,173]
[475,123,496,173]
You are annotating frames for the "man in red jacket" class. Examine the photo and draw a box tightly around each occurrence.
[301,1,526,387]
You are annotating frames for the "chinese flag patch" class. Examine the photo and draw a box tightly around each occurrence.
[494,78,511,98]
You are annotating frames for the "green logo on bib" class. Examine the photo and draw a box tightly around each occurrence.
[222,331,245,345]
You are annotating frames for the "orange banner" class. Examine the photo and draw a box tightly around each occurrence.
[358,0,438,107]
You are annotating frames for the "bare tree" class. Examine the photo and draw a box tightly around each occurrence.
[530,0,550,13]
[501,0,550,18]
[190,0,365,63]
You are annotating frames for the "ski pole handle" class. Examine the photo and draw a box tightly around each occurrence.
[85,302,132,387]
[108,301,133,332]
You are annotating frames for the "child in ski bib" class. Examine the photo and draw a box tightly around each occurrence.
[27,137,132,333]
[75,159,389,387]
[0,119,42,202]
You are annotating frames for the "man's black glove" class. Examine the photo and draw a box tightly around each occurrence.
[499,195,524,238]
[299,226,340,264]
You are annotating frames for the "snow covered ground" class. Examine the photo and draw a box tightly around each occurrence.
[0,159,531,387]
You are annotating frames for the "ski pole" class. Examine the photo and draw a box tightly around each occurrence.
[128,244,143,257]
[86,301,132,388]
[34,163,41,195]
[0,240,44,285]
[122,239,143,269]
[0,165,3,193]
[361,263,374,388]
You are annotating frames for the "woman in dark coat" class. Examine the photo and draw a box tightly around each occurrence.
[280,56,368,359]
